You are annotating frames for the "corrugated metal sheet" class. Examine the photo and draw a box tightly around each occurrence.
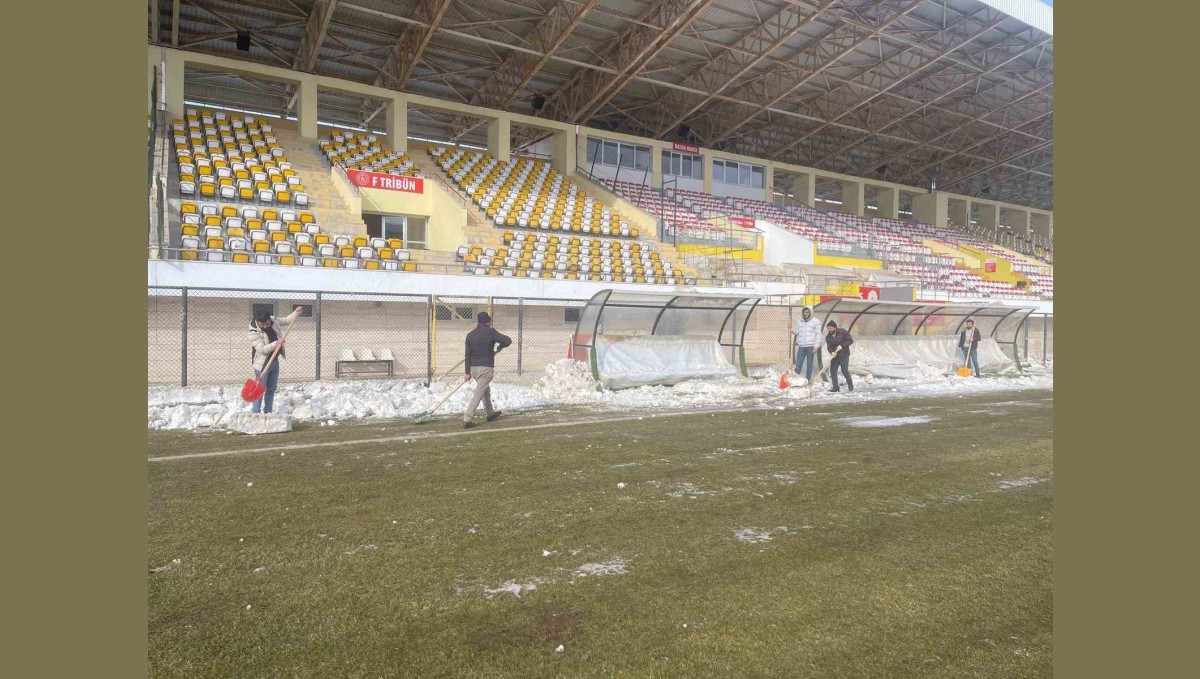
[973,0,1052,35]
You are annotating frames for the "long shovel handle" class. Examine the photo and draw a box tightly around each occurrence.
[255,313,298,383]
[428,377,470,416]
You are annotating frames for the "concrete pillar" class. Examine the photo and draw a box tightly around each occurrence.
[487,117,510,160]
[976,201,998,234]
[764,164,775,202]
[702,153,713,194]
[1010,209,1030,237]
[948,198,969,229]
[651,145,663,189]
[386,96,407,150]
[875,186,899,219]
[839,179,864,216]
[792,172,815,207]
[1031,213,1051,239]
[551,129,576,176]
[912,193,947,227]
[298,79,318,139]
[162,49,185,120]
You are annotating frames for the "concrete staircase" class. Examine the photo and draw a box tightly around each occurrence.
[272,128,369,235]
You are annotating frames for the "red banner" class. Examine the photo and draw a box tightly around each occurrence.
[346,169,424,194]
[730,216,755,229]
[984,259,996,273]
[672,142,701,154]
[859,286,880,300]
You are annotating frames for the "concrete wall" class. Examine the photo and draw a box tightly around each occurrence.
[358,184,467,253]
[755,220,816,267]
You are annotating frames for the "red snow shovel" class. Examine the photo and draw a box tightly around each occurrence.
[241,319,296,402]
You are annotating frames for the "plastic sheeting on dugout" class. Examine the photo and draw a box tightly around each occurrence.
[571,290,762,389]
[811,299,1038,375]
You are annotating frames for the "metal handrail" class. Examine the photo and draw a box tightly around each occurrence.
[149,246,817,288]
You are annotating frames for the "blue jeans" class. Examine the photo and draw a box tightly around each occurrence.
[962,347,980,377]
[794,346,815,381]
[251,362,280,413]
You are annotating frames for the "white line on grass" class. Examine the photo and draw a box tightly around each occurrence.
[148,408,740,462]
[149,391,1051,463]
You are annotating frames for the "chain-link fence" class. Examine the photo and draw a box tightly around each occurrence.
[149,286,1053,385]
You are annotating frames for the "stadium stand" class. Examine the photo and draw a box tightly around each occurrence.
[172,108,309,207]
[177,200,416,270]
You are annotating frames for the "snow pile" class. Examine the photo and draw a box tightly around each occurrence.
[149,357,1052,431]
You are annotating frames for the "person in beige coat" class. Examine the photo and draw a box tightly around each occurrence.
[248,306,303,414]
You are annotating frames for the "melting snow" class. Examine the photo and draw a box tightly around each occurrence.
[573,558,628,577]
[995,477,1048,491]
[733,527,789,544]
[149,358,1051,430]
[837,415,935,428]
[484,581,539,599]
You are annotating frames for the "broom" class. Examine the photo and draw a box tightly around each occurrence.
[413,349,501,424]
[807,347,840,397]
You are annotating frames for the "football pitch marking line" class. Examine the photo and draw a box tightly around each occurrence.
[148,408,737,462]
[148,392,1052,463]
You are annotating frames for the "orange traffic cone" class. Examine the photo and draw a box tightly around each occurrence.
[779,371,789,389]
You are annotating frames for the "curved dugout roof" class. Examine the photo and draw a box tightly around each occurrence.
[812,299,1037,354]
[571,290,763,376]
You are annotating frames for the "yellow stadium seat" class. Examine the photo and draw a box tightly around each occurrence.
[402,262,417,272]
[339,246,355,258]
[278,255,296,266]
[314,234,330,245]
[231,252,250,264]
[353,236,368,248]
[322,258,338,268]
[252,241,270,253]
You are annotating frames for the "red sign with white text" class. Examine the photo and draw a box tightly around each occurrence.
[346,169,424,194]
[672,142,701,154]
[730,216,756,229]
[859,286,880,301]
[984,259,996,273]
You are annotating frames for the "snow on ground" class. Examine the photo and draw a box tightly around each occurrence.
[572,558,628,577]
[836,415,936,428]
[148,359,1053,431]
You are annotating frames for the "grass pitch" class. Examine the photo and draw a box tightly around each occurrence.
[148,389,1052,678]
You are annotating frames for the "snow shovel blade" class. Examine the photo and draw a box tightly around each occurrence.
[413,411,433,424]
[241,378,266,402]
[956,366,973,378]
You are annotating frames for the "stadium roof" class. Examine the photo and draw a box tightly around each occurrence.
[152,0,1053,210]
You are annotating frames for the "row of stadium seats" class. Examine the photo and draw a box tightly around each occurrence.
[455,232,681,284]
[320,131,419,176]
[617,180,1053,299]
[177,201,417,271]
[173,108,310,206]
[431,147,641,238]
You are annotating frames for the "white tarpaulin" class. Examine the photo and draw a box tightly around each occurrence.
[596,335,738,389]
[847,336,1014,379]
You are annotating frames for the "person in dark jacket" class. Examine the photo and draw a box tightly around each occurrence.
[958,318,982,378]
[463,311,512,428]
[824,321,854,393]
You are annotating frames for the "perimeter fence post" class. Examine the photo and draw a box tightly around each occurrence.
[314,292,322,380]
[181,287,188,387]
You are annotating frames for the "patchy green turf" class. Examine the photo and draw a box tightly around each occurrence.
[148,390,1052,678]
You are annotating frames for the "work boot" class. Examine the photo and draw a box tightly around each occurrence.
[463,421,476,429]
[829,388,840,393]
[486,411,504,422]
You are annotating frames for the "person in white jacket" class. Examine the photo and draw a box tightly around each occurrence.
[247,306,303,414]
[791,306,823,382]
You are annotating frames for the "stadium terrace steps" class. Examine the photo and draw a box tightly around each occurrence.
[408,152,503,251]
[271,128,370,235]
